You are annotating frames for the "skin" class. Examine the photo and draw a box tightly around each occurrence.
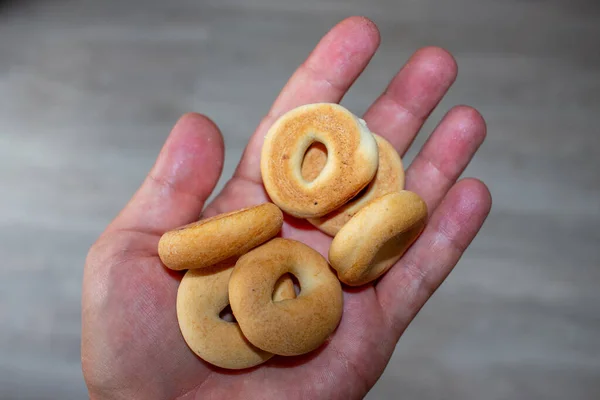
[81,16,492,400]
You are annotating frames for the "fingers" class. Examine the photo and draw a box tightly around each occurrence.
[375,179,492,337]
[362,47,458,154]
[405,105,487,211]
[106,113,224,235]
[234,16,381,183]
[373,105,487,336]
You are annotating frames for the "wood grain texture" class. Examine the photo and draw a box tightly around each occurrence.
[1,0,599,398]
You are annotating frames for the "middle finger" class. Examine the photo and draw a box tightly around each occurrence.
[362,46,458,155]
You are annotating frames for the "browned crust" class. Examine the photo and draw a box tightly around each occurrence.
[229,238,343,356]
[260,103,378,218]
[328,191,428,286]
[158,203,283,270]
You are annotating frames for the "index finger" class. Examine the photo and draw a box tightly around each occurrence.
[233,16,381,184]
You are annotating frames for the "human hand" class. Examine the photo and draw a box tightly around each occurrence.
[82,16,492,400]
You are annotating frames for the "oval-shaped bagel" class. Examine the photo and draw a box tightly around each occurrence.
[229,238,343,356]
[177,262,296,370]
[260,103,379,218]
[329,191,428,286]
[306,134,405,236]
[158,203,283,270]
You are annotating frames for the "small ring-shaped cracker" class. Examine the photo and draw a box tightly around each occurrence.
[177,262,296,369]
[228,238,343,356]
[328,191,428,286]
[158,203,283,270]
[260,103,379,219]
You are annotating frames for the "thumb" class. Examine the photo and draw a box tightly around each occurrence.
[106,113,224,235]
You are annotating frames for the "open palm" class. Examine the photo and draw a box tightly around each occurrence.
[82,17,492,400]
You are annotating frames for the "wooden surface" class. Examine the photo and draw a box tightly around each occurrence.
[1,0,599,398]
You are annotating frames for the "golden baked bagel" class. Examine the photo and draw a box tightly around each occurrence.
[328,191,428,286]
[177,262,296,370]
[305,134,405,236]
[158,203,283,270]
[228,238,343,356]
[260,103,379,219]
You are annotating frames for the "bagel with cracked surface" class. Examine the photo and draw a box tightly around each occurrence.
[328,191,428,286]
[177,262,296,369]
[228,238,343,356]
[158,203,283,271]
[260,103,379,219]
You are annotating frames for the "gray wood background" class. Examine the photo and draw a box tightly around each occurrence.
[1,0,599,399]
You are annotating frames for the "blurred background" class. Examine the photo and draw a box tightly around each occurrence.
[1,0,599,398]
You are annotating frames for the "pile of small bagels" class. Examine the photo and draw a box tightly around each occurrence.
[158,103,428,370]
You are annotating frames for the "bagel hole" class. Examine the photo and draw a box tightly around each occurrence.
[272,273,301,301]
[290,274,301,296]
[301,142,328,182]
[219,305,237,323]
